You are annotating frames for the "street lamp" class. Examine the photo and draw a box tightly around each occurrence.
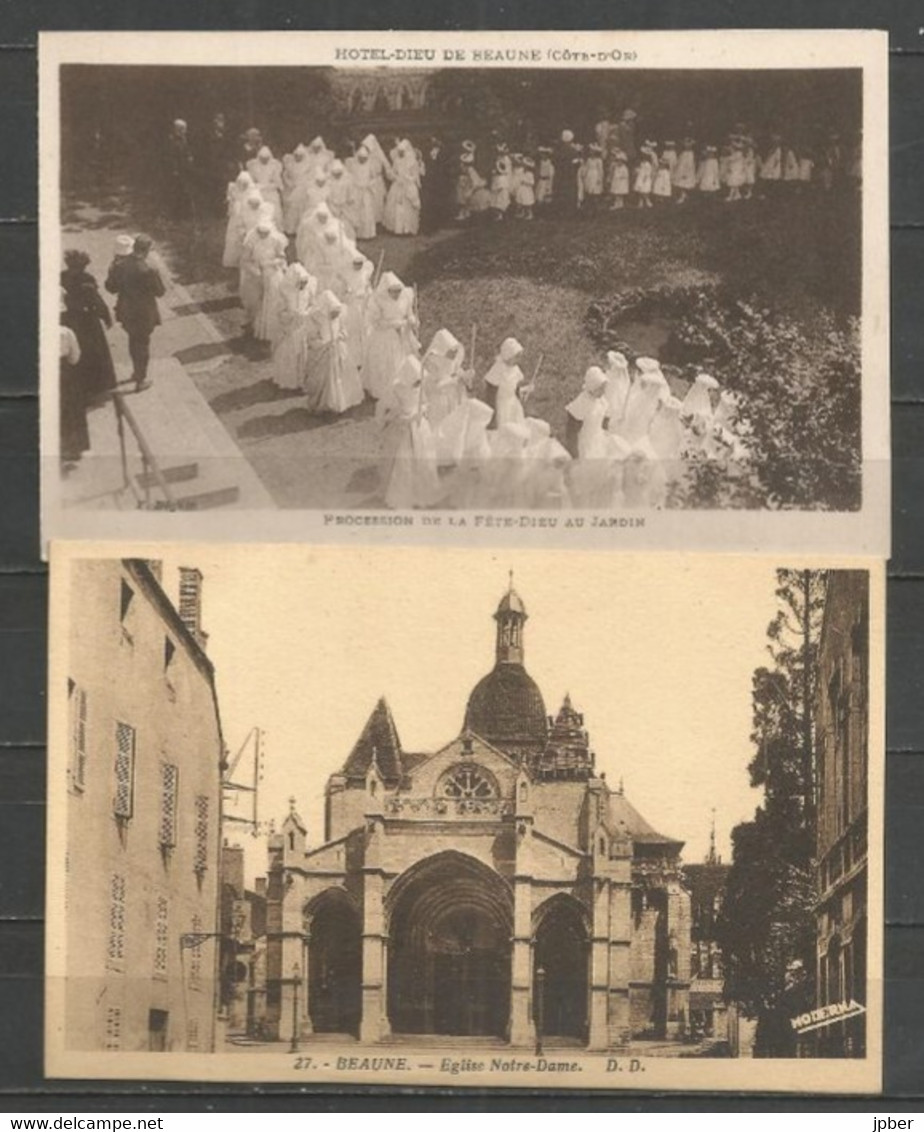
[289,962,301,1053]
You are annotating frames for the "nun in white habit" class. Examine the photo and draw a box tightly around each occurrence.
[564,365,607,457]
[342,250,374,375]
[422,328,471,430]
[345,144,378,239]
[272,263,315,392]
[361,133,392,224]
[621,366,667,443]
[381,355,442,510]
[444,398,494,509]
[296,205,335,275]
[247,146,284,230]
[682,371,720,454]
[282,143,311,234]
[567,367,616,507]
[384,140,422,235]
[222,171,255,268]
[364,271,419,402]
[303,289,364,415]
[305,136,334,176]
[239,217,287,337]
[483,337,531,427]
[603,350,632,432]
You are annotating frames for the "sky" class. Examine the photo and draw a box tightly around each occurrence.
[145,545,790,885]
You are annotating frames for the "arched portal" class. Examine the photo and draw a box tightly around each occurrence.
[534,895,590,1041]
[387,852,512,1038]
[305,889,361,1036]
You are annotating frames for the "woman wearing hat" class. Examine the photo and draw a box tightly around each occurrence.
[61,249,117,408]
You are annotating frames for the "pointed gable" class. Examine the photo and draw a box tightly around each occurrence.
[342,696,403,783]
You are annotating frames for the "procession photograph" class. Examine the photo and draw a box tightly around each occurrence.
[39,32,888,546]
[45,544,883,1091]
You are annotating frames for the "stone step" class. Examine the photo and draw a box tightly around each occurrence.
[61,356,276,512]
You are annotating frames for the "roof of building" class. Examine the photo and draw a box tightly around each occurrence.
[464,662,548,755]
[342,696,403,782]
[606,789,683,853]
[495,585,527,617]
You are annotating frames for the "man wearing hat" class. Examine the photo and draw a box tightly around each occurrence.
[613,108,639,166]
[105,235,166,392]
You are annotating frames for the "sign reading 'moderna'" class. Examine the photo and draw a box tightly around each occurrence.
[791,1000,866,1035]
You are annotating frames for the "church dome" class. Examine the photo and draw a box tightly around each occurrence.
[464,664,548,757]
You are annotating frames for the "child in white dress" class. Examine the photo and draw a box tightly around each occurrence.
[672,137,697,204]
[608,148,630,210]
[516,157,536,220]
[697,146,721,198]
[652,156,673,203]
[633,144,656,208]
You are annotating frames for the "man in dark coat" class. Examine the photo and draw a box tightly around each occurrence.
[553,130,582,216]
[420,136,452,233]
[200,111,236,216]
[105,235,166,392]
[165,119,195,220]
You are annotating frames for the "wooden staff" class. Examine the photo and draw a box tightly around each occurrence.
[372,248,386,289]
[470,323,478,372]
[522,352,544,404]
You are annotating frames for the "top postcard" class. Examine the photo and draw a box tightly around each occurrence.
[39,30,890,554]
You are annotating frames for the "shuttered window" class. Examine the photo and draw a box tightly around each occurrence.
[113,722,135,819]
[159,763,179,848]
[194,795,209,875]
[107,874,126,968]
[69,681,88,792]
[154,896,169,978]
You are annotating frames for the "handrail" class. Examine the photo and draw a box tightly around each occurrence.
[112,390,178,511]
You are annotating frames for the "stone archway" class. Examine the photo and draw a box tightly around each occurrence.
[533,895,590,1042]
[305,889,362,1036]
[387,851,513,1038]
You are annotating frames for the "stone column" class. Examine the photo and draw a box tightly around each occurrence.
[509,816,535,1047]
[664,881,692,1039]
[300,930,313,1036]
[278,929,307,1044]
[588,877,611,1050]
[360,867,386,1043]
[509,874,534,1046]
[607,878,632,1047]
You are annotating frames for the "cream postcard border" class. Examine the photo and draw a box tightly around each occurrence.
[39,29,890,556]
[44,541,885,1093]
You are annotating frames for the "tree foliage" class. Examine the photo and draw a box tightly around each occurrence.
[718,569,828,1056]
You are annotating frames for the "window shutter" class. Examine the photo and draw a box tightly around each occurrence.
[69,684,88,792]
[107,874,126,968]
[154,896,169,977]
[159,763,179,848]
[194,795,209,874]
[113,722,135,818]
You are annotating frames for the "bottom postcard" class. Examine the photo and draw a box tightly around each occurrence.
[45,543,883,1092]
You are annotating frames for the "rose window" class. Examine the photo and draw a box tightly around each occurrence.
[438,764,498,801]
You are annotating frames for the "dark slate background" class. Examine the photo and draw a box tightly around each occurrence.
[1,0,922,1112]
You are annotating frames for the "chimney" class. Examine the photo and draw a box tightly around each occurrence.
[222,843,245,898]
[178,566,208,650]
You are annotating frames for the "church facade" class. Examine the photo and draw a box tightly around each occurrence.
[263,587,691,1049]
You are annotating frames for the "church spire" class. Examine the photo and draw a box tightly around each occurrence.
[494,575,528,666]
[707,808,718,865]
